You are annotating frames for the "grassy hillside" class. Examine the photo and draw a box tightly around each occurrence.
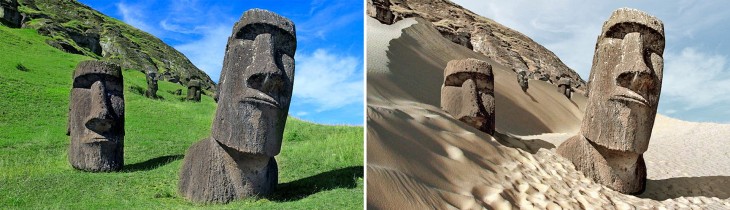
[0,25,363,209]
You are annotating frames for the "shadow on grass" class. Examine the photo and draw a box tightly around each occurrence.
[123,154,184,172]
[269,166,363,202]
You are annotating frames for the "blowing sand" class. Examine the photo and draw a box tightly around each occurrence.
[366,17,730,209]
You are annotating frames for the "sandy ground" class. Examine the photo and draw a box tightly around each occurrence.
[366,17,730,209]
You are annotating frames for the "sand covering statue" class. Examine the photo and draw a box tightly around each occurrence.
[145,71,158,99]
[440,58,495,135]
[186,78,201,102]
[179,9,296,203]
[557,8,664,194]
[67,60,124,172]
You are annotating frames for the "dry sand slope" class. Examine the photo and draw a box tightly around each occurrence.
[366,17,730,209]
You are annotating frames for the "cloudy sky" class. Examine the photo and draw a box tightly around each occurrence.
[77,0,364,125]
[452,0,730,123]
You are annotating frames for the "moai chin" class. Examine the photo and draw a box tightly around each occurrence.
[186,78,201,102]
[145,71,158,99]
[440,58,495,135]
[179,9,296,203]
[557,8,664,194]
[67,60,124,172]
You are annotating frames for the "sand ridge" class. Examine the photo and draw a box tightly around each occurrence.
[366,17,730,209]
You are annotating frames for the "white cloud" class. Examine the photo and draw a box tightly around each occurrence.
[115,2,162,37]
[293,49,363,112]
[662,48,730,110]
[173,25,230,81]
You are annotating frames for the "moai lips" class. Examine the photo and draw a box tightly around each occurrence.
[557,8,664,194]
[67,60,124,172]
[440,58,495,135]
[179,9,296,203]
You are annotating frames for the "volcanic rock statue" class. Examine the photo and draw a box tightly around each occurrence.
[517,68,529,92]
[179,9,296,203]
[557,8,664,194]
[67,60,124,172]
[186,78,201,102]
[440,58,495,135]
[145,71,158,99]
[557,75,572,99]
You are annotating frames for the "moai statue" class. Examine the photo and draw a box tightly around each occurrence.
[67,60,124,172]
[440,58,495,135]
[179,9,296,203]
[145,70,158,99]
[556,8,664,194]
[186,78,201,102]
[557,75,572,99]
[516,68,529,92]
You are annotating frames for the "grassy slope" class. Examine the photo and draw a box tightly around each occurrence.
[0,25,363,209]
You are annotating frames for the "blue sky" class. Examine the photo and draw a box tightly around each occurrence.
[453,0,730,123]
[77,0,364,125]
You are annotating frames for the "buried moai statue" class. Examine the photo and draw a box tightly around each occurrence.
[186,78,201,102]
[557,75,572,99]
[179,9,296,203]
[67,61,124,172]
[145,71,158,99]
[556,8,664,194]
[516,68,529,92]
[440,58,495,135]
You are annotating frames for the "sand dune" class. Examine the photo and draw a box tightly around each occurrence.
[366,17,730,209]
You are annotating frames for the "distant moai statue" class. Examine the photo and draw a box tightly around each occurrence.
[556,8,665,194]
[516,68,529,92]
[179,9,296,203]
[145,71,158,99]
[67,60,124,172]
[186,78,201,102]
[440,58,495,135]
[557,75,572,99]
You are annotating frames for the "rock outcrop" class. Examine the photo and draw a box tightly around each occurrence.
[366,0,586,91]
[557,8,665,194]
[0,0,214,90]
[179,9,296,203]
[67,60,124,172]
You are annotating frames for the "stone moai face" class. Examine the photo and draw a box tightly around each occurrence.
[212,9,296,156]
[67,60,124,172]
[187,79,201,101]
[441,58,495,135]
[582,8,664,153]
[146,71,158,98]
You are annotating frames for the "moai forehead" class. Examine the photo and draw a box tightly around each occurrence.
[443,58,494,91]
[231,9,296,53]
[73,60,123,87]
[601,8,664,42]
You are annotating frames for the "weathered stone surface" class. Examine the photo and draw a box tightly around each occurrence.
[144,71,158,99]
[0,0,21,28]
[557,76,572,99]
[67,60,124,172]
[367,0,395,24]
[517,68,529,92]
[557,8,664,194]
[179,9,295,203]
[441,58,495,135]
[186,79,201,102]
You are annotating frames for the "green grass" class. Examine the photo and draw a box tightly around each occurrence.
[0,25,363,209]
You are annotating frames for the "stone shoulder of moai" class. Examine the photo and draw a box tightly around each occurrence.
[179,8,296,203]
[557,8,664,194]
[67,60,124,172]
[440,58,495,135]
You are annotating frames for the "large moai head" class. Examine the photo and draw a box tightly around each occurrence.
[440,58,495,135]
[212,9,296,156]
[146,71,158,98]
[187,78,201,102]
[67,60,124,171]
[581,8,665,153]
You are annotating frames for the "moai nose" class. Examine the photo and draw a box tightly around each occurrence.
[246,34,284,97]
[616,32,654,92]
[85,81,114,133]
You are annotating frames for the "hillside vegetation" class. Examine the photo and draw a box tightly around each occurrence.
[0,25,363,209]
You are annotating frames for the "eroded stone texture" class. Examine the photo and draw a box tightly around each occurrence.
[557,75,572,99]
[557,8,664,194]
[67,60,124,172]
[367,0,395,24]
[517,68,529,92]
[186,78,201,102]
[145,71,158,99]
[441,58,495,135]
[179,9,296,203]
